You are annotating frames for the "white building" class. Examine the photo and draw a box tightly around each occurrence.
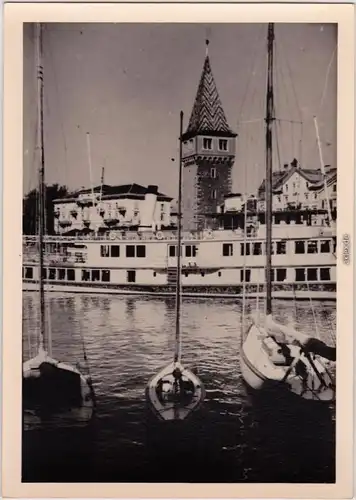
[317,168,337,212]
[257,160,336,214]
[53,184,173,235]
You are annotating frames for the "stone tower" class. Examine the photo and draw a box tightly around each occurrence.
[181,42,237,232]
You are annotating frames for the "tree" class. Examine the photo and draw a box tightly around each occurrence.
[23,183,69,235]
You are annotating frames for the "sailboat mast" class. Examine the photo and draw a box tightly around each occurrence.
[174,111,183,364]
[36,22,46,352]
[265,23,274,316]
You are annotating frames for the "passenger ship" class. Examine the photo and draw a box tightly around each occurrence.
[22,221,336,300]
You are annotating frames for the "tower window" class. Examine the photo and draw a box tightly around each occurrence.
[211,167,216,178]
[203,138,212,150]
[212,189,217,200]
[219,139,228,151]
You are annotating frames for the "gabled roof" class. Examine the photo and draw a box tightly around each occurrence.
[183,55,236,141]
[258,160,336,198]
[53,183,173,203]
[258,171,287,195]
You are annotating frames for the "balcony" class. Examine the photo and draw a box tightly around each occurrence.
[76,197,97,208]
[59,220,72,228]
[104,217,119,227]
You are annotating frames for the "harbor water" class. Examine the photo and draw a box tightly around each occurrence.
[22,292,336,483]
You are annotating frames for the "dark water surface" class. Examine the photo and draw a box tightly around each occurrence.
[22,293,336,483]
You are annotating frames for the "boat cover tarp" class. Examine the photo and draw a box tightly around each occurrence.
[23,362,83,411]
[264,315,336,362]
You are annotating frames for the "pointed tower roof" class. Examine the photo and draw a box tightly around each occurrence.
[183,47,236,141]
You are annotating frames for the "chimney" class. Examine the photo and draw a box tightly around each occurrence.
[147,185,158,195]
[139,185,159,231]
[283,163,289,170]
[291,158,298,169]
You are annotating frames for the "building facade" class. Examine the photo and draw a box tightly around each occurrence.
[53,183,173,235]
[181,45,237,232]
[257,159,337,214]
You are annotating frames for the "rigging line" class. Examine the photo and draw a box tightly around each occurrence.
[275,115,284,169]
[46,28,70,182]
[238,119,265,124]
[27,315,33,360]
[78,328,96,405]
[273,111,282,170]
[275,29,303,122]
[240,126,253,344]
[240,193,248,347]
[306,280,320,340]
[318,44,337,116]
[275,46,294,162]
[299,122,303,167]
[275,119,303,125]
[237,24,266,121]
[255,190,261,320]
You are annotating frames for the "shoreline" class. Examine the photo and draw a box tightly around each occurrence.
[23,281,336,301]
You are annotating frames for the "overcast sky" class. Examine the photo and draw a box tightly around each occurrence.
[23,22,337,198]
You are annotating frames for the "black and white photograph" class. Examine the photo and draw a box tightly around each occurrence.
[2,3,354,495]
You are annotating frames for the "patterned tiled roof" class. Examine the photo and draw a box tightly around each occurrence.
[183,56,236,140]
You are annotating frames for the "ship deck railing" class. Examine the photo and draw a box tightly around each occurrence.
[22,224,336,244]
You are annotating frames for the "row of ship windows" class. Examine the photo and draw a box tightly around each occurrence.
[99,240,334,260]
[23,266,331,283]
[223,239,333,257]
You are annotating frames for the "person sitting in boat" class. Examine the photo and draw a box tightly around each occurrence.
[157,378,174,402]
[265,315,336,362]
[172,367,185,399]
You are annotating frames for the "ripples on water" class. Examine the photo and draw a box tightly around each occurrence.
[22,292,336,483]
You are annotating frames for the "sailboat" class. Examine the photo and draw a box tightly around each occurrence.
[145,111,205,422]
[239,23,336,403]
[23,23,95,426]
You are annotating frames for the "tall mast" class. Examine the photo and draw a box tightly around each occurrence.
[174,111,183,364]
[265,23,274,316]
[86,132,96,208]
[313,116,332,226]
[36,22,46,353]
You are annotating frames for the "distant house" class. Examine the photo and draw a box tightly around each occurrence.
[53,183,173,235]
[257,159,337,215]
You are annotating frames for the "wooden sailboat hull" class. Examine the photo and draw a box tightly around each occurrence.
[146,361,205,422]
[23,352,95,428]
[240,324,335,403]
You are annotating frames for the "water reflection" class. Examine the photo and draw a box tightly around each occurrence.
[22,292,336,483]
